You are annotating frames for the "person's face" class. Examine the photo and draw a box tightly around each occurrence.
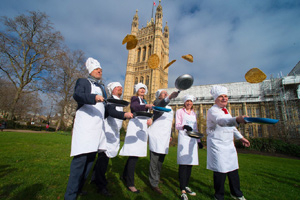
[184,100,193,110]
[112,86,123,97]
[90,68,102,80]
[159,91,168,99]
[215,94,228,108]
[137,87,146,96]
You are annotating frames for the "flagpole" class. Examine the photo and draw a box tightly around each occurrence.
[151,2,154,19]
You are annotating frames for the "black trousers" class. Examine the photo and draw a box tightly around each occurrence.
[64,152,97,200]
[94,152,110,190]
[178,165,192,191]
[213,169,243,200]
[123,156,139,187]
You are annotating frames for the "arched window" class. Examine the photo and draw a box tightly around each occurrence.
[137,48,141,62]
[142,46,146,61]
[148,45,152,59]
[146,75,149,86]
[135,77,138,84]
[140,76,144,83]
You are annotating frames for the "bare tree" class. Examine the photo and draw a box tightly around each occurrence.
[43,49,85,130]
[0,78,43,120]
[0,78,15,117]
[0,11,63,119]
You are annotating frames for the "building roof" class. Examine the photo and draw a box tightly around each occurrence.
[288,61,300,76]
[163,75,300,105]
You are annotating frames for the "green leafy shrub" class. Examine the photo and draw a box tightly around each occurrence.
[235,138,300,157]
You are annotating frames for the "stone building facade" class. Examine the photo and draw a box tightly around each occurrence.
[164,75,300,141]
[123,0,169,104]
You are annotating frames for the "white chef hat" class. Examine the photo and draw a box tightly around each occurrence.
[134,83,148,95]
[155,89,164,99]
[86,57,101,74]
[107,82,122,96]
[210,85,228,100]
[183,95,195,103]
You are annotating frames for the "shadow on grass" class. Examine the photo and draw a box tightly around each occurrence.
[0,183,44,200]
[0,165,16,179]
[0,183,22,199]
[256,170,300,188]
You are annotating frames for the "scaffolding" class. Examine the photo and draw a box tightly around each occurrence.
[260,75,300,142]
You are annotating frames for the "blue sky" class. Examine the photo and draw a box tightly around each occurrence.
[1,0,300,88]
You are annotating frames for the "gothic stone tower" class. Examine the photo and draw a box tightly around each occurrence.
[123,0,169,104]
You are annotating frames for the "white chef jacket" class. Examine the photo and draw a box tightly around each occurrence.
[176,108,199,165]
[70,81,106,157]
[148,105,173,154]
[206,104,244,173]
[104,95,124,158]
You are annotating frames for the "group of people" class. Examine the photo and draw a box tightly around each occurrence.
[64,57,250,200]
[0,119,7,132]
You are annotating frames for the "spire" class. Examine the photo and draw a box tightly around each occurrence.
[155,0,163,31]
[131,9,139,32]
[163,21,169,38]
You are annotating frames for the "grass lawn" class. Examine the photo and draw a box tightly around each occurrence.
[0,131,299,200]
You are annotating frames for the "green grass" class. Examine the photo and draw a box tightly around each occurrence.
[0,131,299,200]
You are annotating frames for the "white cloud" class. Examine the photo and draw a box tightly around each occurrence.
[1,0,299,88]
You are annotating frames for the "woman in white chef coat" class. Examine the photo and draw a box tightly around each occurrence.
[65,57,107,200]
[206,85,250,200]
[175,95,199,200]
[148,89,178,194]
[119,83,153,193]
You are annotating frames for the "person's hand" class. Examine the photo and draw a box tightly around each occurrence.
[236,115,248,124]
[169,137,173,143]
[240,138,250,147]
[146,104,154,109]
[124,112,133,119]
[183,125,193,131]
[169,91,179,100]
[95,95,104,102]
[147,118,152,126]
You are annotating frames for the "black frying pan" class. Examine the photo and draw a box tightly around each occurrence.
[133,111,153,119]
[106,98,129,107]
[186,131,204,139]
[175,74,194,93]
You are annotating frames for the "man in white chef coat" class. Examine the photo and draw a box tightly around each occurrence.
[148,89,178,194]
[64,57,107,200]
[206,85,250,200]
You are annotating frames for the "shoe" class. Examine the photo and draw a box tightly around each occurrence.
[185,187,196,196]
[152,186,163,194]
[99,188,112,197]
[127,186,140,194]
[181,193,188,200]
[230,194,246,200]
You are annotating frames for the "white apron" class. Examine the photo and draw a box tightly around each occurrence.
[206,107,239,173]
[119,97,148,157]
[104,96,123,158]
[148,106,173,154]
[177,111,198,165]
[70,81,106,157]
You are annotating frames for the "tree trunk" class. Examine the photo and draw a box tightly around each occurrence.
[56,105,66,131]
[8,88,22,120]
